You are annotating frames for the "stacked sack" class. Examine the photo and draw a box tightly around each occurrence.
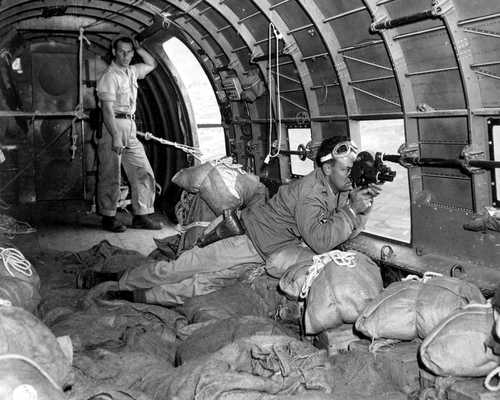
[355,272,486,341]
[0,247,41,313]
[279,249,383,334]
[172,158,263,215]
[0,302,72,399]
[419,303,500,377]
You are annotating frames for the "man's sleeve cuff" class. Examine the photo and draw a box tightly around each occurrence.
[97,92,116,102]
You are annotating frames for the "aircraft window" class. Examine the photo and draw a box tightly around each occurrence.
[162,38,226,162]
[492,124,500,206]
[288,127,314,176]
[357,120,411,243]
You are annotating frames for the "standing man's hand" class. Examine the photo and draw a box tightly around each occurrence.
[349,184,382,214]
[112,138,125,155]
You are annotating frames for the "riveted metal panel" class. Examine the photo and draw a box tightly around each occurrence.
[316,86,346,116]
[409,70,466,110]
[418,117,469,143]
[398,29,456,74]
[270,0,310,30]
[422,175,473,210]
[354,78,401,114]
[346,43,395,81]
[291,29,326,59]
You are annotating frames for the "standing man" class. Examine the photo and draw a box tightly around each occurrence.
[80,137,381,304]
[96,36,161,232]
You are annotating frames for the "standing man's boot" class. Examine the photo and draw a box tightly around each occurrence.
[131,215,162,230]
[102,216,127,232]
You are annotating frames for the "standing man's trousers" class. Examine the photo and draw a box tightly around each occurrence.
[97,119,156,216]
[118,234,264,305]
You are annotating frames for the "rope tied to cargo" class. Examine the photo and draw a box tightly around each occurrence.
[0,247,33,277]
[485,366,500,391]
[402,271,443,283]
[137,131,203,160]
[0,354,62,392]
[299,250,357,299]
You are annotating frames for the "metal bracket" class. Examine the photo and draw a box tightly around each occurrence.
[461,144,485,174]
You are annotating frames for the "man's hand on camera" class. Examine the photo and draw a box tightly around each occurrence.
[349,184,382,214]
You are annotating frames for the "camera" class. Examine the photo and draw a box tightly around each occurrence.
[350,151,396,188]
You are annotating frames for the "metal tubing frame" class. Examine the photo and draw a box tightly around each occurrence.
[342,54,393,71]
[393,25,446,40]
[338,39,384,53]
[462,27,500,40]
[323,6,367,23]
[350,84,401,107]
[405,66,458,77]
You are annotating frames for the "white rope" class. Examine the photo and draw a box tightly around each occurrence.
[137,131,203,160]
[0,354,62,392]
[0,298,12,306]
[485,366,500,391]
[299,250,357,299]
[264,23,283,164]
[402,271,443,283]
[0,247,33,277]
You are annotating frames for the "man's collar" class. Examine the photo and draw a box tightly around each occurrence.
[110,60,130,73]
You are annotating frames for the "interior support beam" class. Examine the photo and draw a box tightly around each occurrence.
[295,0,357,128]
[442,6,493,211]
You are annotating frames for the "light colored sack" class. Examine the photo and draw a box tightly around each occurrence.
[173,160,261,215]
[416,276,485,338]
[420,304,500,377]
[278,260,312,299]
[355,280,420,341]
[0,276,41,313]
[355,273,486,340]
[304,250,383,334]
[265,244,315,278]
[0,303,72,388]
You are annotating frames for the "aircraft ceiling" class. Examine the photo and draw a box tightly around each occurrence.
[1,0,499,123]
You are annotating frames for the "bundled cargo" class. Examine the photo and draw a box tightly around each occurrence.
[0,247,41,312]
[172,159,262,215]
[355,273,485,341]
[279,250,383,334]
[0,246,40,289]
[0,303,72,388]
[420,304,500,377]
[265,244,315,278]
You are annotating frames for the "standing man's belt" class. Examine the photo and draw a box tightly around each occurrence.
[115,113,135,120]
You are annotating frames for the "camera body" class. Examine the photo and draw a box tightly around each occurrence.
[350,151,396,188]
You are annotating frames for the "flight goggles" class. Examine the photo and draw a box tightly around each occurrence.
[319,140,359,163]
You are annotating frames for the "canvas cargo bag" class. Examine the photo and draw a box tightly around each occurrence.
[355,280,420,341]
[303,250,383,334]
[0,303,72,388]
[172,160,261,215]
[415,276,485,338]
[265,244,315,278]
[0,276,41,313]
[419,304,500,377]
[355,274,486,340]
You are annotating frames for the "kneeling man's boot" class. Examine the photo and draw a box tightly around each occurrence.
[102,289,147,303]
[76,270,122,289]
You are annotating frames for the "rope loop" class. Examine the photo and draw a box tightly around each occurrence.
[0,247,33,277]
[485,366,500,391]
[299,250,357,299]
